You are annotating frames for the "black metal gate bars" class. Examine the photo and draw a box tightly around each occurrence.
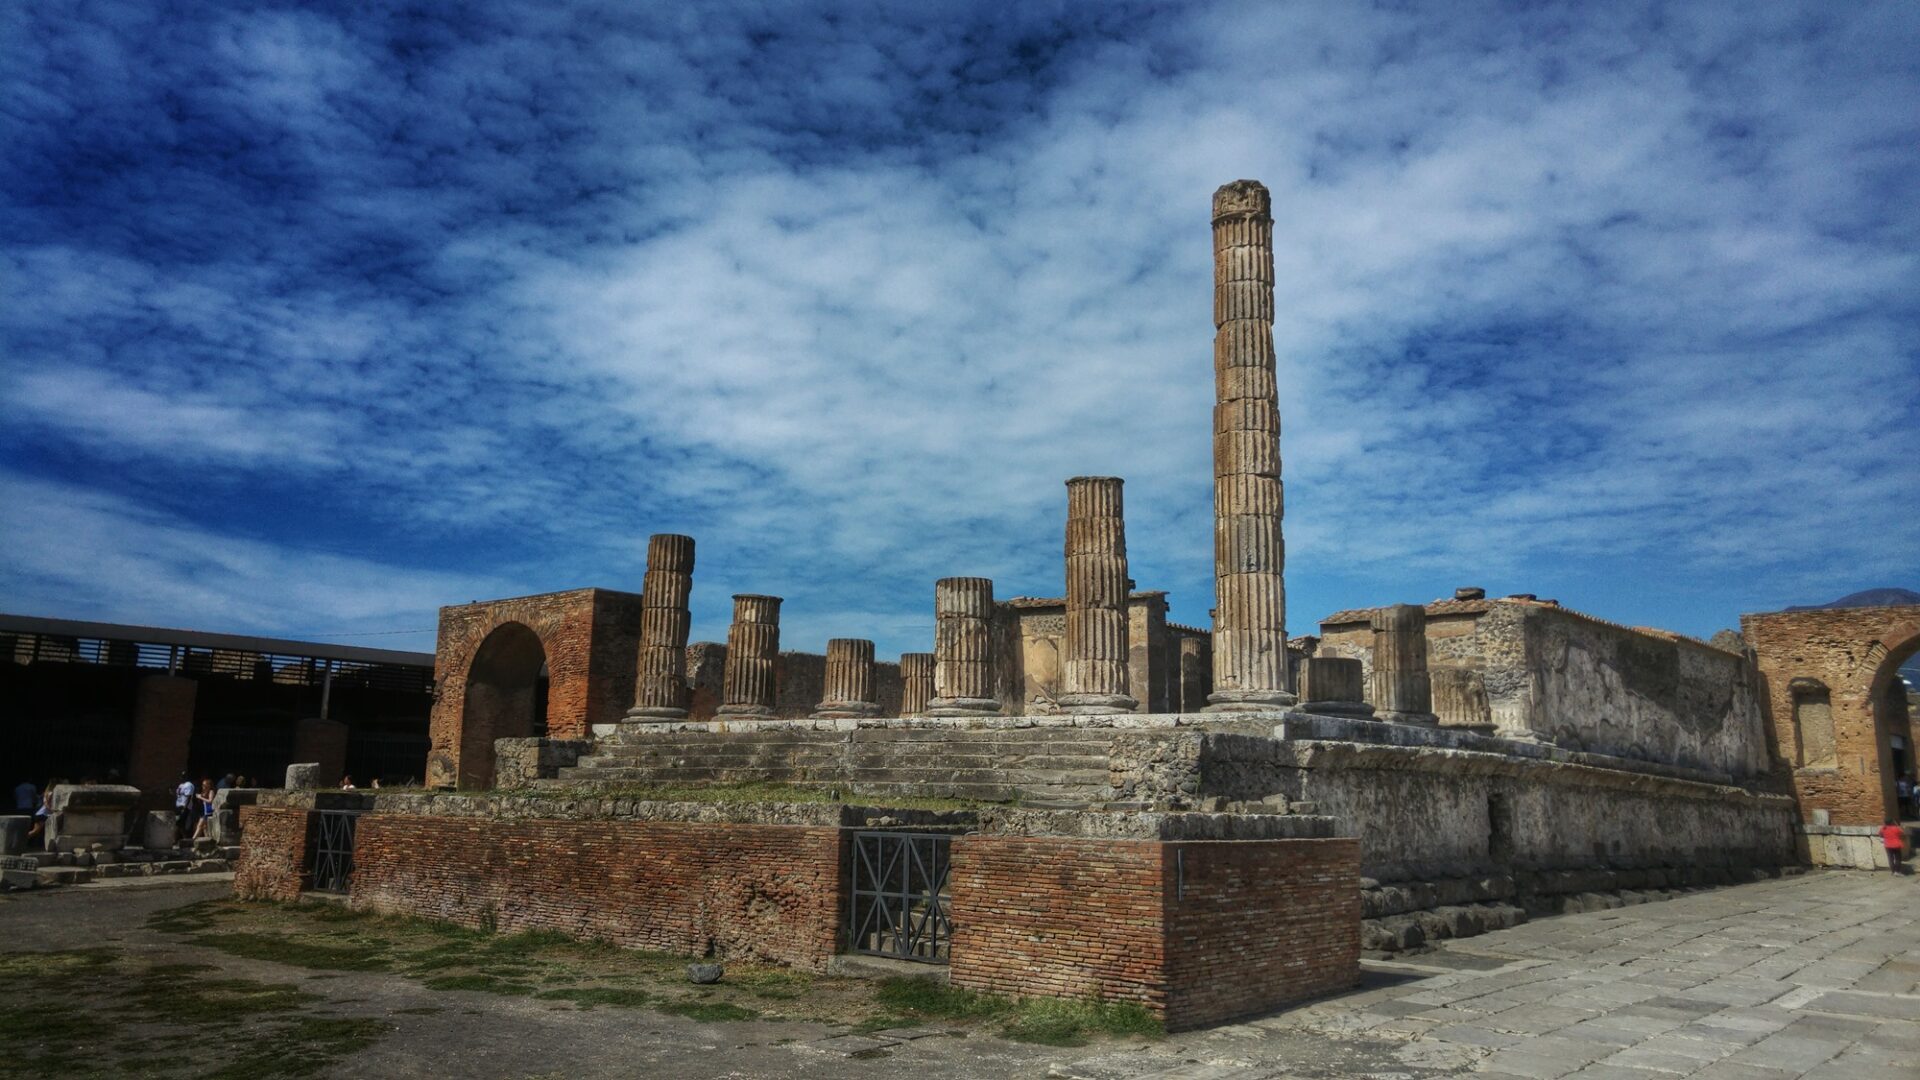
[847,831,952,963]
[310,810,360,894]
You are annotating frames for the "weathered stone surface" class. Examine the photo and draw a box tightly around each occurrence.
[899,652,934,717]
[1369,604,1437,725]
[0,816,29,856]
[1299,657,1373,717]
[46,785,141,853]
[492,738,592,790]
[285,763,321,790]
[687,963,724,984]
[929,578,1000,716]
[1060,477,1138,714]
[814,639,881,719]
[1208,180,1295,711]
[142,811,177,850]
[629,534,697,720]
[717,595,782,717]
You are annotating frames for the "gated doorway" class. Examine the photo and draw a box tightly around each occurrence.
[309,809,362,894]
[847,831,953,963]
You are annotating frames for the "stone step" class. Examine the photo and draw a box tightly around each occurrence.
[574,750,1112,770]
[591,736,1115,756]
[599,726,1113,743]
[553,764,1112,787]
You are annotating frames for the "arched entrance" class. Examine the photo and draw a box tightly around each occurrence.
[1868,632,1920,821]
[458,622,549,789]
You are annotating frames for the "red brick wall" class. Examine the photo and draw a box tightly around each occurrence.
[128,674,196,810]
[1163,838,1360,1026]
[426,588,643,789]
[949,835,1360,1030]
[950,836,1169,1012]
[348,815,846,970]
[232,806,312,901]
[1744,605,1920,826]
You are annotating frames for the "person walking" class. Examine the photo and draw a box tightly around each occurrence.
[1881,819,1908,875]
[174,773,196,838]
[192,779,216,841]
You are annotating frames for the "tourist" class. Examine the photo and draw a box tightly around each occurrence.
[1880,819,1908,875]
[1899,775,1916,819]
[26,787,51,848]
[13,778,36,812]
[192,779,215,840]
[174,773,196,836]
[217,773,234,792]
[370,778,380,790]
[340,774,356,790]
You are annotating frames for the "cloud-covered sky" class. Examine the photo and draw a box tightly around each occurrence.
[4,1,1917,658]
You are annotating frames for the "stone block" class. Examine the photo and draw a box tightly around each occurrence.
[285,763,321,790]
[142,811,178,850]
[46,785,141,853]
[0,816,29,856]
[36,866,96,886]
[1,869,38,889]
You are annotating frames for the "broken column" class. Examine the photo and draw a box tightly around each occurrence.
[899,652,934,717]
[717,594,781,718]
[627,533,696,720]
[928,577,1000,716]
[1370,604,1437,725]
[815,638,881,719]
[1208,179,1295,710]
[1299,657,1374,718]
[1060,476,1137,713]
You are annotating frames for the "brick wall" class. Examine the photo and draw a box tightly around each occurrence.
[950,836,1169,1011]
[950,835,1360,1030]
[426,588,643,789]
[232,806,312,901]
[1744,605,1920,826]
[1162,838,1360,1025]
[348,815,846,970]
[127,674,196,810]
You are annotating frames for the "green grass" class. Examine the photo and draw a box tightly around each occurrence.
[658,999,759,1022]
[870,978,1162,1047]
[535,986,654,1008]
[185,932,392,972]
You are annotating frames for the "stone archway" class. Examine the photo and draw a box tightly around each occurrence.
[457,622,549,790]
[1866,630,1920,818]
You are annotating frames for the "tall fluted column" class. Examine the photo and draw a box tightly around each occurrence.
[717,594,781,718]
[627,533,695,720]
[1299,657,1374,718]
[815,638,880,719]
[900,653,934,717]
[1370,604,1436,725]
[1060,477,1137,713]
[1208,180,1295,710]
[928,577,1000,716]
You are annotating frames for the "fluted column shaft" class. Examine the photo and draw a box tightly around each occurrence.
[628,534,695,720]
[815,638,880,718]
[1208,180,1295,710]
[928,577,1000,716]
[718,594,781,717]
[1370,604,1436,724]
[1300,656,1374,718]
[1060,476,1137,713]
[899,653,934,717]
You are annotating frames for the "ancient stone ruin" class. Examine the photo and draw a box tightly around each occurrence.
[234,179,1877,1030]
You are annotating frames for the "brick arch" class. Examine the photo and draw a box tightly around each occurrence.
[425,589,644,790]
[454,622,547,790]
[1743,604,1920,825]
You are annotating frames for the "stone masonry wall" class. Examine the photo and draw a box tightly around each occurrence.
[1321,600,1770,779]
[232,805,311,901]
[683,644,904,721]
[348,815,847,970]
[949,835,1361,1030]
[1743,604,1920,826]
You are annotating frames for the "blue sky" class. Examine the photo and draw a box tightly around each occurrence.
[3,1,1917,659]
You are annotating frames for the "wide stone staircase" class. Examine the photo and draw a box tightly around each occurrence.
[551,726,1118,807]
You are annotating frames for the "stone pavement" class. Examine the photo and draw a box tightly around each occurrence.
[1056,870,1920,1079]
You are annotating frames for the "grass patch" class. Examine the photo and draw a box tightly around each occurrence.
[534,986,654,1008]
[185,932,392,972]
[422,973,538,995]
[871,978,1161,1047]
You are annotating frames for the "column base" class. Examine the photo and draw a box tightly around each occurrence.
[1056,693,1138,715]
[716,704,777,718]
[625,705,688,721]
[1376,710,1439,726]
[1302,700,1375,719]
[812,702,882,720]
[1205,689,1298,712]
[926,697,1001,717]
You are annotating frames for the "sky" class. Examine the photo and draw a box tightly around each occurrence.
[3,1,1917,660]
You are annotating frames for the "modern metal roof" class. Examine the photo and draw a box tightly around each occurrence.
[0,612,434,668]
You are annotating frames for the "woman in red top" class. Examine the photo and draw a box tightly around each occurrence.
[1882,820,1908,875]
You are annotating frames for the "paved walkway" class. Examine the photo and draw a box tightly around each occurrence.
[1059,870,1920,1079]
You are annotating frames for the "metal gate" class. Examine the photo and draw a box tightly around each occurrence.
[847,831,952,963]
[310,810,361,894]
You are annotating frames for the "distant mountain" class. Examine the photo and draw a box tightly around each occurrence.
[1785,588,1920,611]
